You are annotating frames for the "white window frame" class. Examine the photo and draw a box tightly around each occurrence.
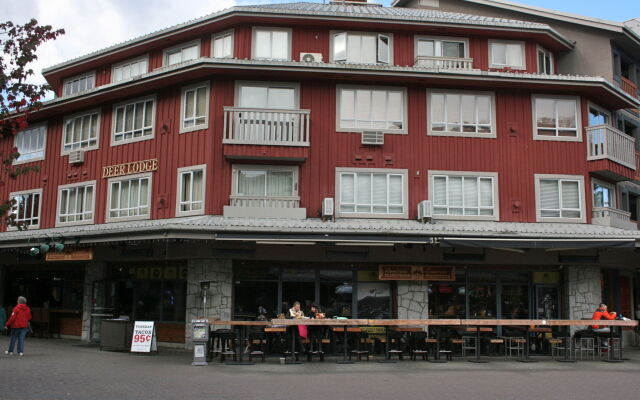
[111,55,149,83]
[61,109,101,155]
[536,45,554,75]
[336,84,408,134]
[8,188,43,230]
[335,167,409,219]
[427,89,496,138]
[55,180,96,227]
[106,172,153,223]
[428,171,500,221]
[176,165,207,217]
[489,40,526,70]
[163,40,201,66]
[532,95,582,142]
[63,72,96,96]
[587,102,612,127]
[234,80,300,109]
[180,81,210,134]
[212,29,234,59]
[414,35,469,59]
[231,164,300,198]
[13,123,47,164]
[591,178,617,209]
[111,95,157,146]
[534,174,586,223]
[330,31,393,65]
[251,27,292,61]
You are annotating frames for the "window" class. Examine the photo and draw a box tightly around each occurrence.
[177,165,206,217]
[237,81,298,109]
[429,171,499,220]
[337,85,406,133]
[336,168,408,218]
[62,110,100,154]
[332,32,391,64]
[112,55,148,82]
[416,36,467,58]
[535,174,585,222]
[112,96,155,145]
[212,30,234,58]
[532,95,581,141]
[14,123,46,164]
[9,189,42,229]
[57,182,96,226]
[180,81,209,133]
[63,72,95,96]
[537,46,553,74]
[428,90,495,137]
[232,165,298,199]
[489,40,525,69]
[592,179,616,209]
[164,41,200,66]
[107,173,152,222]
[252,27,291,61]
[588,103,610,127]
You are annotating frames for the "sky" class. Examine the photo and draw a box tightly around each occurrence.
[1,0,639,90]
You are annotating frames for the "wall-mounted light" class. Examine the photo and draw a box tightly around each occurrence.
[28,234,65,257]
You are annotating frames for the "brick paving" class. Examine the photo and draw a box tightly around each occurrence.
[1,337,640,400]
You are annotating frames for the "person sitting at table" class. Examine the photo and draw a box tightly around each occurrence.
[592,303,617,347]
[307,304,326,352]
[289,301,304,319]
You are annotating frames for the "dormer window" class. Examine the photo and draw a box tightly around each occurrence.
[112,55,149,82]
[164,40,200,66]
[332,32,391,65]
[252,27,291,61]
[489,40,525,70]
[63,72,95,96]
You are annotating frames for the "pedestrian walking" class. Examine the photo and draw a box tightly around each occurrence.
[4,296,32,356]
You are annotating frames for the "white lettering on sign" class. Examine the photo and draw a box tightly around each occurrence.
[131,321,157,352]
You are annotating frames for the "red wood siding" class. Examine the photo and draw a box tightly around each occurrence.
[2,75,623,232]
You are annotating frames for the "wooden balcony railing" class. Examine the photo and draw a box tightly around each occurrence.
[414,56,474,70]
[592,207,635,230]
[618,76,639,113]
[229,195,300,208]
[223,107,310,146]
[586,125,636,170]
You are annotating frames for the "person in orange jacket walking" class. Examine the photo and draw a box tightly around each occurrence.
[4,296,32,356]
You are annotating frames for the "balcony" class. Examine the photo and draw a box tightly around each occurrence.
[617,76,639,113]
[414,56,475,70]
[223,107,310,146]
[592,207,637,230]
[223,195,306,219]
[586,125,636,170]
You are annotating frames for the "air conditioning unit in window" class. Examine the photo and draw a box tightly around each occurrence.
[68,150,85,165]
[417,200,433,223]
[300,52,323,63]
[361,130,384,145]
[322,197,334,221]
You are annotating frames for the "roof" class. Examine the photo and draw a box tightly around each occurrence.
[42,2,572,75]
[0,216,638,248]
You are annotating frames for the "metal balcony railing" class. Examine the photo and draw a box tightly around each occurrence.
[223,107,310,146]
[586,125,636,170]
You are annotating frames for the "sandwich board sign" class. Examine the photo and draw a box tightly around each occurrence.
[131,321,157,352]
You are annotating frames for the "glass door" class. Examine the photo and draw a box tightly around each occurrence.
[535,285,560,319]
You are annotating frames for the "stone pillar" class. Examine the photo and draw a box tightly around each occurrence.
[397,281,429,321]
[185,259,232,349]
[81,263,107,342]
[566,266,601,331]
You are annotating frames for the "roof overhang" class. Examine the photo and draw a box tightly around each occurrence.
[26,59,639,123]
[440,237,636,249]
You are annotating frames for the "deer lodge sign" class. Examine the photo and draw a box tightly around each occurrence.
[102,159,158,178]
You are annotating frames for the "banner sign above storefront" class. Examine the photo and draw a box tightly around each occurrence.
[130,321,157,353]
[378,265,455,281]
[45,248,93,261]
[102,159,158,179]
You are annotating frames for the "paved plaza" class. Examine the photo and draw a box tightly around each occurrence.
[1,337,640,400]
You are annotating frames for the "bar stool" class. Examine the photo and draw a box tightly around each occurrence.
[387,331,405,360]
[349,330,370,361]
[548,338,565,358]
[449,338,464,356]
[488,337,505,355]
[462,335,477,357]
[506,337,525,358]
[573,331,596,360]
[410,331,429,361]
[218,330,237,363]
[247,331,266,363]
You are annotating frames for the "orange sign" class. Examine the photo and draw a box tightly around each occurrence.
[102,159,158,178]
[45,248,93,261]
[379,265,455,281]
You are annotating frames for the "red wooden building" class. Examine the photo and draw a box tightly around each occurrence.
[1,1,639,346]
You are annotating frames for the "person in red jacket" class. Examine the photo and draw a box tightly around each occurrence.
[591,303,617,331]
[4,296,32,356]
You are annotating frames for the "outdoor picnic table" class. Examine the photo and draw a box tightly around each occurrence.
[208,320,270,365]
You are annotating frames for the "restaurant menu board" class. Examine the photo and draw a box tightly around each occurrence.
[378,265,455,281]
[131,321,157,353]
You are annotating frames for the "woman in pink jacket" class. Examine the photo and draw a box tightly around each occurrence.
[4,296,32,356]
